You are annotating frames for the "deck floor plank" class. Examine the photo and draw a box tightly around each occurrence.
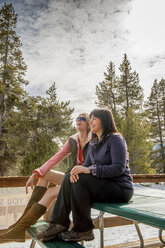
[105,237,165,248]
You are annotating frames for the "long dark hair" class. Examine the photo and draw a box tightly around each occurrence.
[89,108,120,139]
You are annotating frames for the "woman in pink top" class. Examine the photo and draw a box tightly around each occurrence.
[0,113,91,243]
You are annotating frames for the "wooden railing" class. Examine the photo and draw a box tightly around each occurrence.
[1,174,165,188]
[0,176,29,187]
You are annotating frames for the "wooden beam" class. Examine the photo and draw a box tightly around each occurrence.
[93,216,133,229]
[0,174,165,188]
[0,176,29,187]
[69,216,133,230]
[132,174,165,183]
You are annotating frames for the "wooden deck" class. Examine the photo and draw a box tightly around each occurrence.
[0,174,165,247]
[106,237,165,247]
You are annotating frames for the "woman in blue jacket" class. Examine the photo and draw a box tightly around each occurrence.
[37,108,134,242]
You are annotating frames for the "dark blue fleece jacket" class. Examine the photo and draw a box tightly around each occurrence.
[84,134,134,189]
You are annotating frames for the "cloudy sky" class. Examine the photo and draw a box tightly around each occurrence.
[1,0,165,120]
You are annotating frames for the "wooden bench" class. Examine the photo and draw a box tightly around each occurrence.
[92,193,165,248]
[27,221,85,248]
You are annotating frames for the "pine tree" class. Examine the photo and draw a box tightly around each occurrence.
[118,54,144,117]
[95,55,154,173]
[159,79,165,131]
[0,4,75,176]
[45,83,74,138]
[146,79,165,173]
[120,108,154,174]
[96,62,118,113]
[0,3,28,175]
[20,134,60,176]
[20,83,75,175]
[95,61,122,127]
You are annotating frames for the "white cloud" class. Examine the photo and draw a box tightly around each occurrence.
[125,0,165,55]
[1,0,164,119]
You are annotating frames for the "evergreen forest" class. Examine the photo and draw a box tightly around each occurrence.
[0,3,164,176]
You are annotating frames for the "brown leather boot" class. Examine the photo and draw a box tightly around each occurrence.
[8,186,47,231]
[0,203,46,242]
[60,229,94,242]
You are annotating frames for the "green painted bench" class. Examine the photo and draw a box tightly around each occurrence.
[27,221,85,248]
[92,194,165,248]
[27,194,165,248]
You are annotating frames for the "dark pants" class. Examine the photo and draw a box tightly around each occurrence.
[51,172,133,232]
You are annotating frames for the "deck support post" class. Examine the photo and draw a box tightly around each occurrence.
[159,229,165,244]
[99,211,104,248]
[134,221,144,248]
[81,241,84,246]
[30,239,36,248]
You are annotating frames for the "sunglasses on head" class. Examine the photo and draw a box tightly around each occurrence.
[76,116,87,122]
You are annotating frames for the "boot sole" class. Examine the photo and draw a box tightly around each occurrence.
[40,229,67,242]
[42,235,59,242]
[62,235,94,242]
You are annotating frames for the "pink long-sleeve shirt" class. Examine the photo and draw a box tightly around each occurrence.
[33,133,84,177]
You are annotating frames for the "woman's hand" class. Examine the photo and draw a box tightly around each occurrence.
[25,173,38,194]
[70,173,79,183]
[70,166,90,183]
